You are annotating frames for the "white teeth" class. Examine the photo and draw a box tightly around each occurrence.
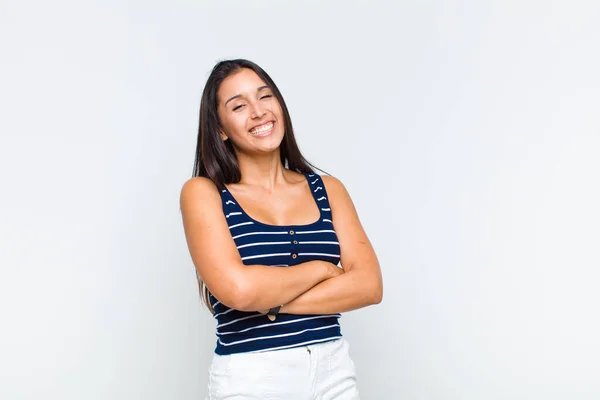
[250,122,274,135]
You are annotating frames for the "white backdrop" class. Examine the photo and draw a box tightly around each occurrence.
[1,1,599,399]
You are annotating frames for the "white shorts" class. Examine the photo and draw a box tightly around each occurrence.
[205,337,360,400]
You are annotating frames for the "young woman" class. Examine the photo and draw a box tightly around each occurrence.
[180,59,383,399]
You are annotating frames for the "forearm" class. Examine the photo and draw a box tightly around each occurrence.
[280,268,382,315]
[234,260,333,311]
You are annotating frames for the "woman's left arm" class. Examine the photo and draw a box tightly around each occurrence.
[278,175,383,315]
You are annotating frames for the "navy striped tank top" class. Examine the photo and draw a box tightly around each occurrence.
[209,172,343,355]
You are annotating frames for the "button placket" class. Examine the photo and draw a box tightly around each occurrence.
[290,230,297,260]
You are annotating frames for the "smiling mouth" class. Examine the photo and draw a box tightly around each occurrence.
[249,121,274,136]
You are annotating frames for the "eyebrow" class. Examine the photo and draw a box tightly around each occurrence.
[224,85,271,107]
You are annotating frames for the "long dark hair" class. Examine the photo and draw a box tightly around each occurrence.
[192,59,318,311]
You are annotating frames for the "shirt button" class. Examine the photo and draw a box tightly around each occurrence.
[292,254,297,259]
[293,240,298,245]
[289,230,295,235]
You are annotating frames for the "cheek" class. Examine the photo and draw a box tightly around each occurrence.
[223,115,247,136]
[234,117,250,135]
[268,102,284,123]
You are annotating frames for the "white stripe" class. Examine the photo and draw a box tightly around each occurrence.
[295,229,336,235]
[226,212,242,218]
[222,190,227,193]
[237,241,290,249]
[216,313,262,328]
[225,200,236,205]
[232,231,288,240]
[313,186,323,192]
[317,196,326,201]
[323,219,332,223]
[321,208,331,211]
[311,179,319,185]
[212,300,221,307]
[298,241,339,245]
[217,312,341,330]
[213,308,235,319]
[229,222,254,230]
[298,253,340,258]
[308,174,315,177]
[218,324,340,346]
[247,337,343,353]
[217,315,341,336]
[270,264,289,267]
[241,253,291,261]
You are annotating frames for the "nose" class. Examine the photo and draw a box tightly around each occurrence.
[249,100,266,119]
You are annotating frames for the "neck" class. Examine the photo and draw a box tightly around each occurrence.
[235,148,289,191]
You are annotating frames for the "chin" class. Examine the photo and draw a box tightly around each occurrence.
[257,136,285,154]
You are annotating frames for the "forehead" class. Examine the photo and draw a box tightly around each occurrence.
[218,68,267,101]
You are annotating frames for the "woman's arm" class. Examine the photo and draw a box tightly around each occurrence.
[277,175,383,315]
[180,177,342,312]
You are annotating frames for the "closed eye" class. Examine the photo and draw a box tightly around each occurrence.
[260,94,273,100]
[233,104,245,111]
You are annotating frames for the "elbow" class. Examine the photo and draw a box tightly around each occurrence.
[227,281,257,312]
[211,264,257,311]
[212,281,253,311]
[371,289,383,305]
[355,269,383,306]
[370,280,383,305]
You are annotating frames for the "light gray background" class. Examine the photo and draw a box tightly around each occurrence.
[1,1,599,399]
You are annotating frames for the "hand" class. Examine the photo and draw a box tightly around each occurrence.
[324,262,345,279]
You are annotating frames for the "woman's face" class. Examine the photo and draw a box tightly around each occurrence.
[217,68,285,155]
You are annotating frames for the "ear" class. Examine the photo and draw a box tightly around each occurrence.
[220,131,229,141]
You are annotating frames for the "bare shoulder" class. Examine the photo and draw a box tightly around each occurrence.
[321,174,350,198]
[180,176,221,210]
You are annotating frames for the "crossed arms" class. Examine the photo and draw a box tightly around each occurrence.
[180,175,383,315]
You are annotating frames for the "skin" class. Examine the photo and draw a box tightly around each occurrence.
[180,68,383,315]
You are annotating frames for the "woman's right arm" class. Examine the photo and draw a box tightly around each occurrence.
[180,177,341,312]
